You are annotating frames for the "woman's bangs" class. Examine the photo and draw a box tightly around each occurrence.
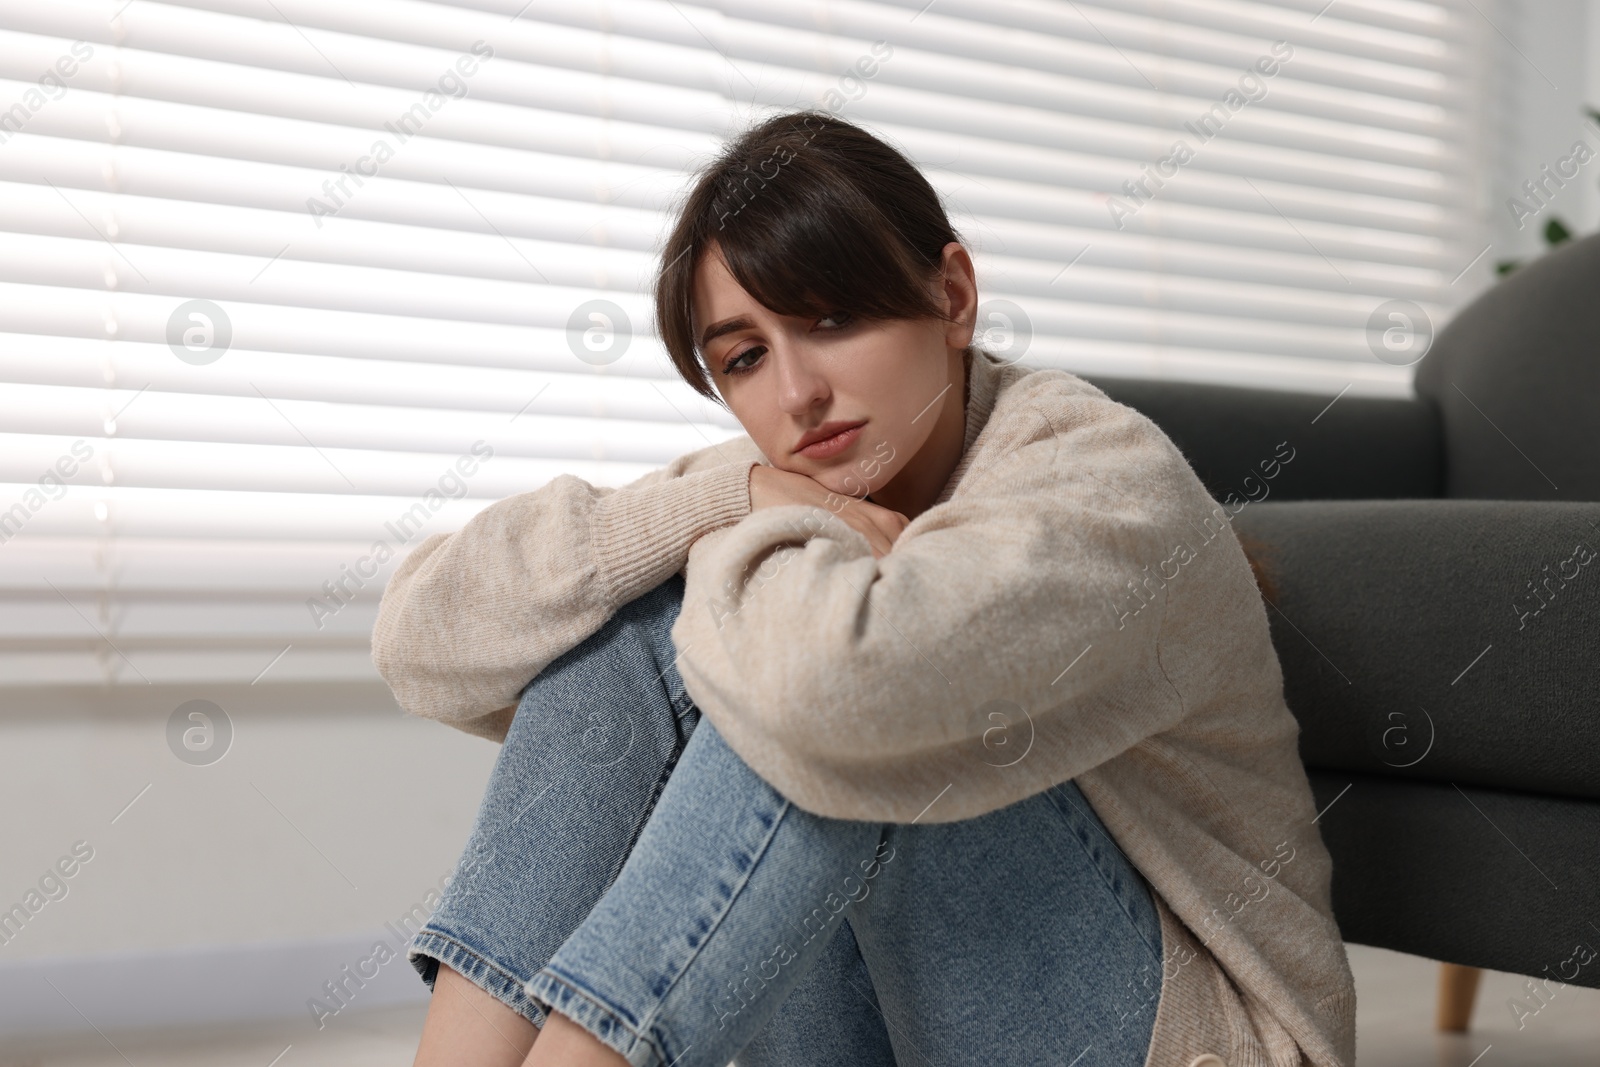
[712,192,933,325]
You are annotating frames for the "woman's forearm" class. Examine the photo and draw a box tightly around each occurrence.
[372,439,762,738]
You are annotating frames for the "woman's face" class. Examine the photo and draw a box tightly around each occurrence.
[691,240,978,506]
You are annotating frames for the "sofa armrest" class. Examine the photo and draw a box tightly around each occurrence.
[1232,499,1600,802]
[1080,374,1443,502]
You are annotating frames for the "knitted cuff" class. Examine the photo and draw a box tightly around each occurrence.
[589,460,757,605]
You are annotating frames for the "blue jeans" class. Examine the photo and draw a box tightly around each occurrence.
[409,573,1164,1067]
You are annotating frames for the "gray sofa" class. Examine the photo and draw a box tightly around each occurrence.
[1081,231,1600,1030]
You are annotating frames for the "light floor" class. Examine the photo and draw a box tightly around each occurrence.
[2,944,1595,1066]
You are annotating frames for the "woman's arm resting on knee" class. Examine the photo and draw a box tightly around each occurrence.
[371,440,763,740]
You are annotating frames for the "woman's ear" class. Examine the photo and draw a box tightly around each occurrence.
[936,241,978,350]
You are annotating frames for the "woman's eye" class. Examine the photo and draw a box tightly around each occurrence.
[818,311,855,329]
[723,345,765,376]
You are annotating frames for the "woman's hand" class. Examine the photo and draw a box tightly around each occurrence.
[748,464,909,559]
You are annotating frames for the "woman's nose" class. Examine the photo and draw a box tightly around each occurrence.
[773,348,831,413]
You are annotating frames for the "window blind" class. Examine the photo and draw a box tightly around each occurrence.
[0,0,1492,689]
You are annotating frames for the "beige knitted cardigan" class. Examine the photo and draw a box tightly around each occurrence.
[372,348,1357,1067]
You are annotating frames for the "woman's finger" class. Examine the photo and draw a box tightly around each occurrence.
[831,504,885,557]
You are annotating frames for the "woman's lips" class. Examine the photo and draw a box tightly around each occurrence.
[796,422,865,459]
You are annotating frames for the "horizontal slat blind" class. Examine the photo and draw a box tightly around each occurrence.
[0,0,1489,688]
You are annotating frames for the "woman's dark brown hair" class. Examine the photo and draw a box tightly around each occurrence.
[653,108,962,406]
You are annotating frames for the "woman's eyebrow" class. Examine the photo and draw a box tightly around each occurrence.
[700,314,755,349]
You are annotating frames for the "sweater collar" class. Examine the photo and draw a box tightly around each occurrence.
[961,344,1004,457]
[934,345,1006,507]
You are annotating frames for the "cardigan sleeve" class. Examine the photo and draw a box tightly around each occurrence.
[669,389,1197,823]
[371,438,763,741]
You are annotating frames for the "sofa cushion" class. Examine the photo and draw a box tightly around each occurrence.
[1413,232,1600,502]
[1233,499,1600,803]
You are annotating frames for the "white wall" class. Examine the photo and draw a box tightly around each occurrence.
[0,682,496,1033]
[1486,0,1600,264]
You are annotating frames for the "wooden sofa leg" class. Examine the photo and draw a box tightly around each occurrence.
[1436,962,1483,1031]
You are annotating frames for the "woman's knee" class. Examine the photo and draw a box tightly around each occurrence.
[547,573,685,684]
[611,571,687,632]
[492,573,697,794]
[510,574,691,726]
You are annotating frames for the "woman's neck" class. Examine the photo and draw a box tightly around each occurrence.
[867,346,971,521]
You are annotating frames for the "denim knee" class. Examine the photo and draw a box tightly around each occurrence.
[612,571,687,628]
[564,572,691,712]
